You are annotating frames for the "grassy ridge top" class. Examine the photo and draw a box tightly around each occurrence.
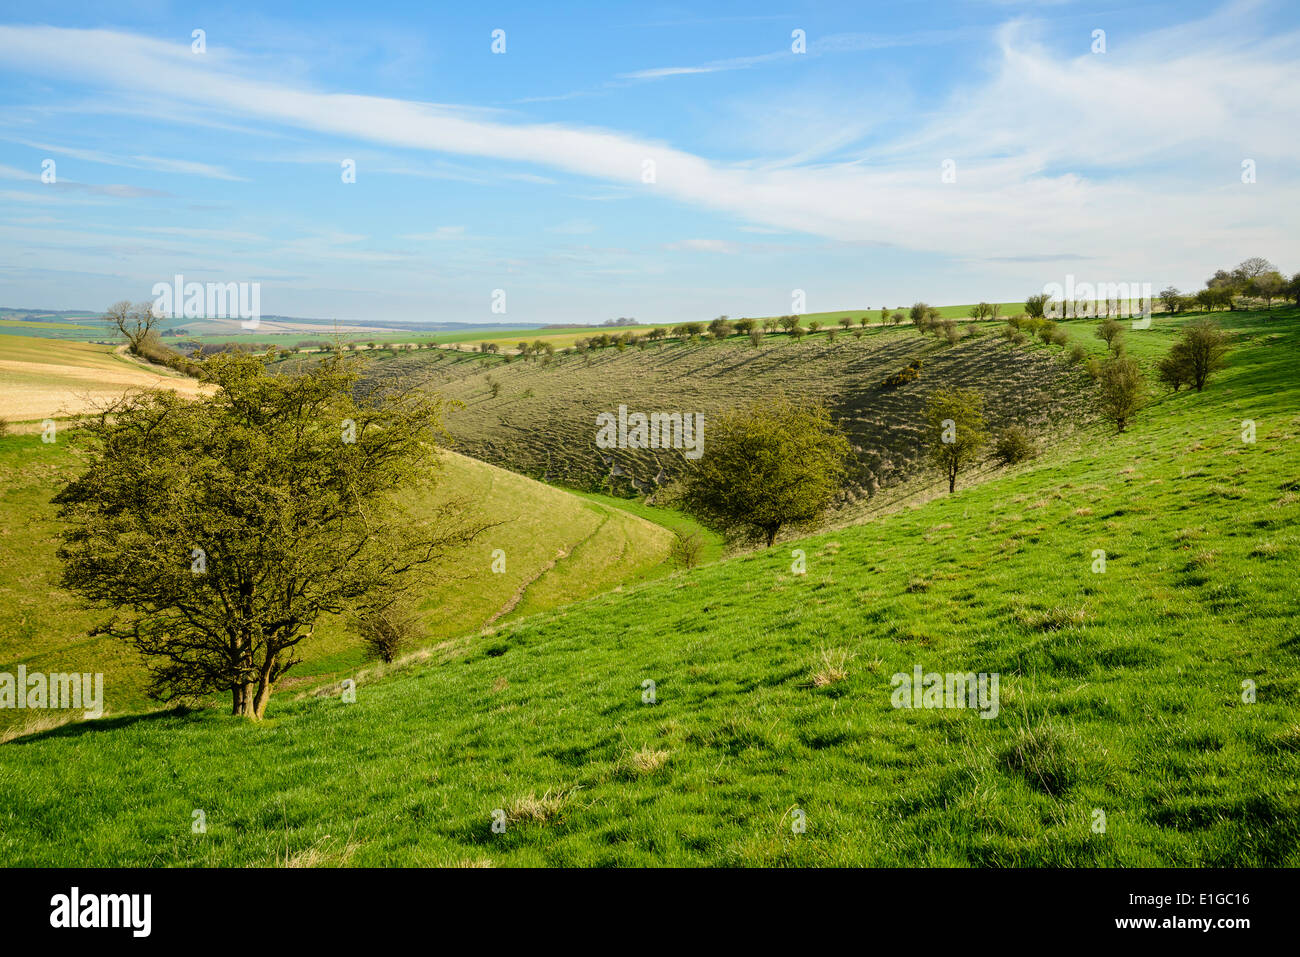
[2,308,1296,866]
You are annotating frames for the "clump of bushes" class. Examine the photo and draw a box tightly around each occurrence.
[348,600,424,663]
[992,425,1038,465]
[1158,319,1231,392]
[668,529,704,570]
[882,357,924,388]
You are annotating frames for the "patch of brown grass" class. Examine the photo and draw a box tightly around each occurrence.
[626,744,671,775]
[811,646,854,687]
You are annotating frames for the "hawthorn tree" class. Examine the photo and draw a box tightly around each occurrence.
[54,350,487,720]
[924,387,988,493]
[1095,317,1124,350]
[678,398,850,547]
[1166,319,1231,392]
[1024,294,1049,319]
[1095,354,1146,432]
[106,299,162,355]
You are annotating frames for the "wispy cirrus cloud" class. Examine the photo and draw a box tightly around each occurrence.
[0,137,245,181]
[618,28,972,81]
[665,238,739,253]
[0,7,1296,293]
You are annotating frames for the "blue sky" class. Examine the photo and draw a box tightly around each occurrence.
[0,0,1296,325]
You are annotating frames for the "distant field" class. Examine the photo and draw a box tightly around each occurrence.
[0,318,99,332]
[0,439,674,733]
[0,334,208,423]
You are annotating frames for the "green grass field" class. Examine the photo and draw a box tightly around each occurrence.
[0,318,100,332]
[1,307,1295,866]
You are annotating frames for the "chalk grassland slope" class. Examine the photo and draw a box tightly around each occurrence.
[0,442,671,733]
[0,310,1295,866]
[0,334,209,423]
[360,321,1091,512]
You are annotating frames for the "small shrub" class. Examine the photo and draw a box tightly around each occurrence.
[882,357,924,388]
[668,529,704,570]
[1067,343,1087,364]
[1095,354,1146,432]
[348,601,423,663]
[1095,317,1124,349]
[811,647,854,687]
[992,425,1037,465]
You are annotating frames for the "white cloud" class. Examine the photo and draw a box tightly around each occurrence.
[0,138,244,181]
[665,239,739,254]
[0,11,1296,286]
[401,226,466,241]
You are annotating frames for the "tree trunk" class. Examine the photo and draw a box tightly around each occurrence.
[232,682,256,717]
[949,473,957,493]
[765,526,779,547]
[251,680,274,720]
[246,653,278,720]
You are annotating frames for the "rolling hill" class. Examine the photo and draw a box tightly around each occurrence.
[1,307,1296,866]
[0,439,675,735]
[0,334,210,424]
[353,317,1092,528]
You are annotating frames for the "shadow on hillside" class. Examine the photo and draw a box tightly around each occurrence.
[2,703,203,746]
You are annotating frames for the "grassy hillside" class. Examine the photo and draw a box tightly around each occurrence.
[356,317,1091,525]
[0,440,673,734]
[1,308,1295,866]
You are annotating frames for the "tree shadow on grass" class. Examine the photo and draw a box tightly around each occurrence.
[2,702,209,746]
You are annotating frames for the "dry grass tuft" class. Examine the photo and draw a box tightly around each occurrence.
[506,788,575,825]
[627,744,671,775]
[811,646,854,687]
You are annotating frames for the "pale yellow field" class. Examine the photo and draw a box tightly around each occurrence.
[0,334,209,423]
